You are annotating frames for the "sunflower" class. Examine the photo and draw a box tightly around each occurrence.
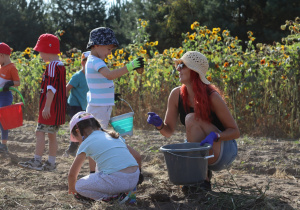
[108,54,113,60]
[66,58,72,64]
[223,62,229,68]
[189,35,195,40]
[25,47,31,54]
[260,58,266,65]
[207,75,212,81]
[191,23,195,30]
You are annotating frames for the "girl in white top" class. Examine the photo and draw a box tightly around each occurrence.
[68,111,141,202]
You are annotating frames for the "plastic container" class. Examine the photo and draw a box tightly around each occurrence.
[0,102,24,130]
[110,98,134,136]
[0,87,25,130]
[159,143,214,185]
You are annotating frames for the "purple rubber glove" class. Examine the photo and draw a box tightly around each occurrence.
[200,132,218,146]
[147,112,163,127]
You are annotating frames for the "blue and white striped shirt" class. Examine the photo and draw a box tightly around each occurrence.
[85,55,114,106]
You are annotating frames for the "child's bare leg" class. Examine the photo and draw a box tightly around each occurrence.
[35,131,46,156]
[48,132,57,157]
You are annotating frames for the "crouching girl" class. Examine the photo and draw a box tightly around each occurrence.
[68,111,141,203]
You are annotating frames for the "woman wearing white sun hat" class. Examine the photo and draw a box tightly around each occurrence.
[147,51,240,192]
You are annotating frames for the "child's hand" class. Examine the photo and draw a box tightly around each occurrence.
[42,107,51,119]
[126,57,144,72]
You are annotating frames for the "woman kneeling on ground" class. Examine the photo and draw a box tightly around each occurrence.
[147,51,240,192]
[68,111,142,203]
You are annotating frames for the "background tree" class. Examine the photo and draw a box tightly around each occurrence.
[0,0,48,50]
[49,0,107,52]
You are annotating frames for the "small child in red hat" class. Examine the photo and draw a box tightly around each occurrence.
[0,42,20,153]
[18,34,66,171]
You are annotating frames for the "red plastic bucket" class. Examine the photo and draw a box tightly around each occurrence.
[0,102,24,130]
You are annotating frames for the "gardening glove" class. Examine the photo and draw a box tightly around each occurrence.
[114,93,121,102]
[147,112,163,127]
[126,57,144,72]
[200,132,218,146]
[3,80,14,92]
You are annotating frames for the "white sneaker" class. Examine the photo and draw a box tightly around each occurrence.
[18,158,43,171]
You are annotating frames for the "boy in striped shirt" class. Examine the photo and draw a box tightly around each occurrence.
[85,27,144,129]
[19,34,66,171]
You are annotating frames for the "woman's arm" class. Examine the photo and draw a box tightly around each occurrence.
[158,87,180,138]
[68,152,86,194]
[210,92,240,141]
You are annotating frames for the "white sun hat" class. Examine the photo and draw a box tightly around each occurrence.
[174,51,210,84]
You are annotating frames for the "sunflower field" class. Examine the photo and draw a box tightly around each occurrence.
[10,18,300,138]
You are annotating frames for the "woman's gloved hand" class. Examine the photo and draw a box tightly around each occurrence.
[126,57,144,72]
[147,112,163,127]
[200,132,218,146]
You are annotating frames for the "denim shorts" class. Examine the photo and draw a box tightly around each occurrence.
[208,139,238,171]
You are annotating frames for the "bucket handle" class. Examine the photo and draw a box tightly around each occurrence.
[165,151,214,159]
[0,87,25,105]
[119,98,134,112]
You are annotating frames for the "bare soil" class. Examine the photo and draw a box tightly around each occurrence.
[0,120,299,209]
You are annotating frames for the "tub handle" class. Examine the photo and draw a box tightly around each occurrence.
[165,151,214,159]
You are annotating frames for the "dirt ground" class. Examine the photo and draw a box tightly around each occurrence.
[0,120,299,209]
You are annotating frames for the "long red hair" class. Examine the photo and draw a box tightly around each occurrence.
[180,70,221,122]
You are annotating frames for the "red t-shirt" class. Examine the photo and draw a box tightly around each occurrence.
[38,61,66,125]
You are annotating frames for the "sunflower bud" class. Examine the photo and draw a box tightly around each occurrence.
[280,25,286,30]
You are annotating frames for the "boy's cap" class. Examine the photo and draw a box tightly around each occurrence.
[86,27,119,49]
[34,34,60,54]
[69,111,95,142]
[81,51,90,61]
[0,42,11,55]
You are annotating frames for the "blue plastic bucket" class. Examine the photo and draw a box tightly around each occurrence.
[110,112,134,136]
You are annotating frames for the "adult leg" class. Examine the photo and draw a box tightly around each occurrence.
[185,113,219,143]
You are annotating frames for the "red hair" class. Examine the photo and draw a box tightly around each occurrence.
[180,70,221,122]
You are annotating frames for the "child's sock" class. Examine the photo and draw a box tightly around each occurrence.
[48,156,56,165]
[34,155,42,162]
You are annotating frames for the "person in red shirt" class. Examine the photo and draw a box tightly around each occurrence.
[18,34,66,171]
[0,42,20,153]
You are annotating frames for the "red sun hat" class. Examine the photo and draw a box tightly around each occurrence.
[0,42,12,55]
[33,34,60,54]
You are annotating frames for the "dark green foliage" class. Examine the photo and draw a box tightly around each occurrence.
[0,0,299,52]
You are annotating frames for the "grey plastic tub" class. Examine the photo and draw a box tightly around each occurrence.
[159,143,213,185]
